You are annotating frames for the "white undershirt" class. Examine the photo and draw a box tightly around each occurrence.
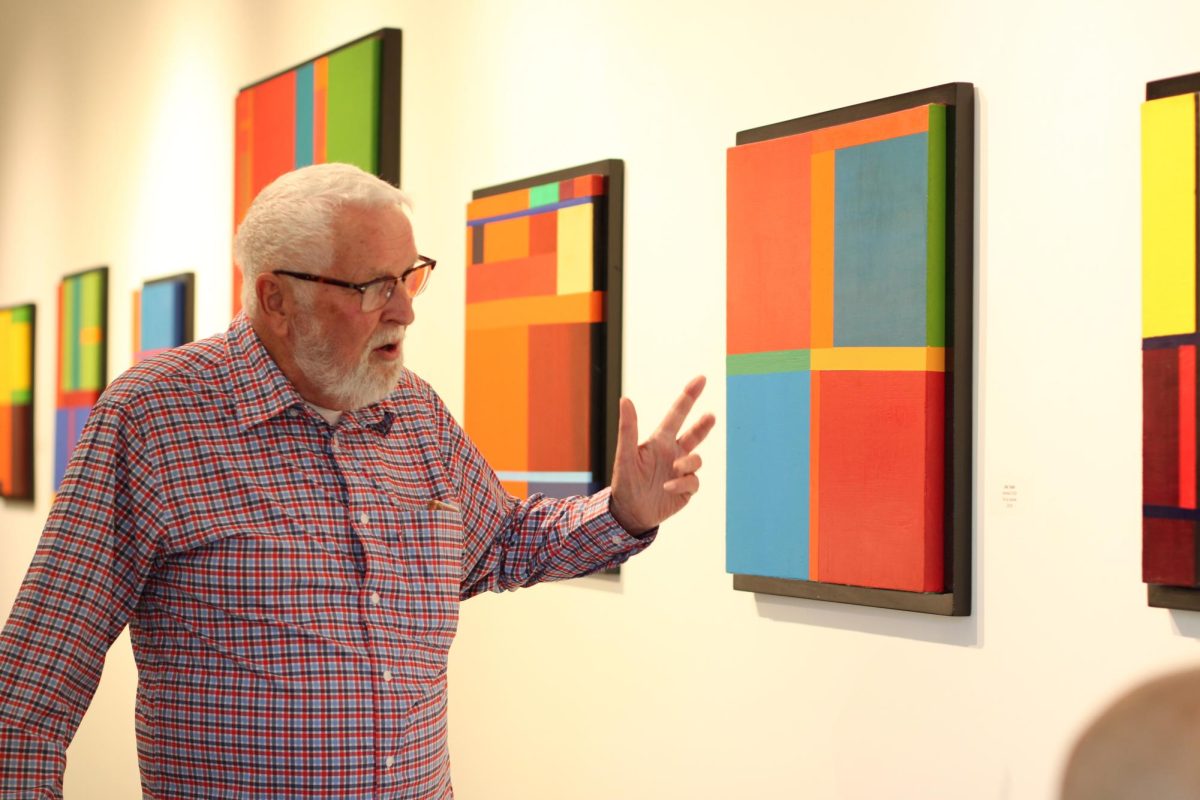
[306,402,344,426]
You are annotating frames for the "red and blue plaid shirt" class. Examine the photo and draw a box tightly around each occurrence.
[0,314,651,799]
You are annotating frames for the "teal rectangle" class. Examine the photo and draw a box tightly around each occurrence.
[727,350,810,375]
[529,183,559,208]
[294,63,314,168]
[834,132,930,346]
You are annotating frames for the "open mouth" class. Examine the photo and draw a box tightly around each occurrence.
[375,342,400,355]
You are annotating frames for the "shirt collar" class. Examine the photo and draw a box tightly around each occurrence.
[226,314,409,433]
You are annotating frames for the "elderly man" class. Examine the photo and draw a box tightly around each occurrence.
[0,163,714,798]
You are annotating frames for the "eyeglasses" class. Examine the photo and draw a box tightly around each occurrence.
[272,255,436,312]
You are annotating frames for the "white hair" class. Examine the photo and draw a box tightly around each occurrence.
[234,163,412,316]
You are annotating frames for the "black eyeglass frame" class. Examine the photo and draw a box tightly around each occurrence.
[272,255,437,309]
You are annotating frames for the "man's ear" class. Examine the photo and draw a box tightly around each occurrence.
[256,273,290,337]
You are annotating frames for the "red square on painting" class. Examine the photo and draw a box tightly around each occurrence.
[814,370,945,592]
[1144,517,1197,586]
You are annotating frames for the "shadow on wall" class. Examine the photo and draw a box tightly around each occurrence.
[753,593,979,647]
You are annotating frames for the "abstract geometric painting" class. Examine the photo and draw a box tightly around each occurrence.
[0,304,34,500]
[1143,70,1200,611]
[55,266,107,490]
[233,28,401,315]
[133,272,194,363]
[726,84,974,615]
[465,160,623,501]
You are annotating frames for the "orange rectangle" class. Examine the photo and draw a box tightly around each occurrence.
[465,326,529,471]
[468,189,531,221]
[466,292,605,330]
[467,253,557,303]
[810,149,835,348]
[314,57,328,162]
[809,105,932,154]
[727,135,813,354]
[481,216,530,263]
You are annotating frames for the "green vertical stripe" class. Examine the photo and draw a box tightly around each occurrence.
[926,104,948,347]
[61,278,78,391]
[80,271,104,390]
[529,183,559,207]
[80,271,102,327]
[325,37,381,170]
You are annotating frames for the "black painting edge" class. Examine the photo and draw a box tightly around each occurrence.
[236,28,401,95]
[730,82,976,617]
[471,159,625,497]
[0,302,35,501]
[142,271,196,345]
[1147,71,1200,102]
[1145,71,1200,610]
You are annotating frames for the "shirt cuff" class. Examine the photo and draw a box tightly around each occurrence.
[584,488,659,555]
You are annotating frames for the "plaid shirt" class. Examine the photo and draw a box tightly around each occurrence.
[0,315,651,799]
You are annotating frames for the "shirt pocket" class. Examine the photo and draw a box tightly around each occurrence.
[389,504,464,641]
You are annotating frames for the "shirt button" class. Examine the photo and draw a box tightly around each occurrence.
[383,670,393,682]
[370,592,381,606]
[330,437,340,451]
[360,512,370,525]
[385,756,395,768]
[611,535,624,545]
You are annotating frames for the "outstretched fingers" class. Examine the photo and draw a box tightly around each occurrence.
[662,473,700,495]
[654,375,707,439]
[677,412,716,454]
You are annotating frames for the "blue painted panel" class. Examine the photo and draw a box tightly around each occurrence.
[833,132,929,346]
[294,63,314,168]
[726,371,810,580]
[54,407,70,487]
[141,281,186,351]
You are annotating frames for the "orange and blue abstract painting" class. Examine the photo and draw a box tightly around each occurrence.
[0,304,34,500]
[726,85,973,614]
[233,29,400,315]
[1143,73,1200,605]
[55,267,107,490]
[464,162,623,500]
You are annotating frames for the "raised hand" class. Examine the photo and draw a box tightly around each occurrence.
[608,376,717,535]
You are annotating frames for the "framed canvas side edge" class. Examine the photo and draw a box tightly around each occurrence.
[143,271,196,343]
[733,575,959,616]
[1149,584,1200,611]
[472,159,623,199]
[377,28,403,186]
[1147,71,1200,101]
[736,82,972,146]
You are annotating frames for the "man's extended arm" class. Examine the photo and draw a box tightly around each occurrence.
[0,397,163,798]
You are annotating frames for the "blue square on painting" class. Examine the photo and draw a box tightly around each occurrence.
[726,370,810,580]
[140,280,189,354]
[832,132,930,347]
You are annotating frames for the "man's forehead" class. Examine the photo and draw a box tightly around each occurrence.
[329,203,417,278]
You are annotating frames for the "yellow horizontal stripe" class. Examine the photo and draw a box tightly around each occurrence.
[811,347,945,372]
[466,291,605,330]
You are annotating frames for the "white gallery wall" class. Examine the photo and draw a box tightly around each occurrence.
[1,0,1197,797]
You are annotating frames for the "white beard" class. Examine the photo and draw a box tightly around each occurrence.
[292,315,405,410]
